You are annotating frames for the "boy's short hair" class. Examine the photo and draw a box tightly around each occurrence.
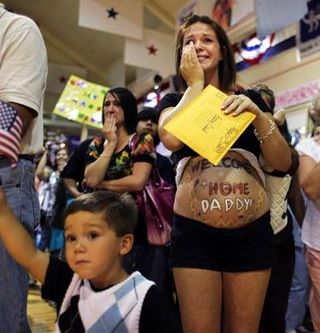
[63,191,138,236]
[137,107,159,124]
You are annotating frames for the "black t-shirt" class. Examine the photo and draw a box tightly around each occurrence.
[86,136,154,181]
[61,138,92,192]
[156,152,176,187]
[156,91,270,162]
[41,256,180,333]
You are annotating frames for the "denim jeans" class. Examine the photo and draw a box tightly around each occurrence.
[285,214,310,331]
[305,246,320,332]
[259,220,295,333]
[0,158,40,333]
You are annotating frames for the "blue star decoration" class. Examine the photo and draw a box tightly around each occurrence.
[147,44,157,55]
[106,7,119,19]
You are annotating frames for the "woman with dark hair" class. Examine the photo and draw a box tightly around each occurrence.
[101,87,138,135]
[84,87,153,192]
[84,88,181,320]
[158,14,292,332]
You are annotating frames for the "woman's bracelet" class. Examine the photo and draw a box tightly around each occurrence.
[253,119,276,144]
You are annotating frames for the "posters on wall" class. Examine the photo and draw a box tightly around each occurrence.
[276,78,320,110]
[176,1,197,26]
[176,0,254,30]
[297,0,320,60]
[211,0,254,30]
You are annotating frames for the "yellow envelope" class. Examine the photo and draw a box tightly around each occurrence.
[164,85,256,165]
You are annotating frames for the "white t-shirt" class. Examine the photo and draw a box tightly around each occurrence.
[296,137,320,250]
[0,4,47,154]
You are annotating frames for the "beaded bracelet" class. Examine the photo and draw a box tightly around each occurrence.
[253,119,276,144]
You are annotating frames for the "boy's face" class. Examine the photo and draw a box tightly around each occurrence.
[136,118,157,137]
[64,211,132,288]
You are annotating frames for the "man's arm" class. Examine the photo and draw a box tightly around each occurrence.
[0,21,47,136]
[0,190,49,283]
[9,102,36,136]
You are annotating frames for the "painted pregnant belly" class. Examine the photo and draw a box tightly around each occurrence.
[175,155,270,228]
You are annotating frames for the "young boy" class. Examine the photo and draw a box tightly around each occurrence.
[135,107,175,186]
[0,190,180,332]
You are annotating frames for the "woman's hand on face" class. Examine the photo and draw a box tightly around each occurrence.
[221,94,262,118]
[103,114,118,144]
[180,41,204,87]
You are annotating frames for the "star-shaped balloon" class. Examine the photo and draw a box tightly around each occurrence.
[147,44,157,55]
[106,7,119,19]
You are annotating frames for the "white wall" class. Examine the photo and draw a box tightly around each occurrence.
[236,43,320,131]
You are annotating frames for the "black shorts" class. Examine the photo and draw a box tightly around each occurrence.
[169,212,274,272]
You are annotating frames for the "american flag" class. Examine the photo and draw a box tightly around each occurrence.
[0,101,23,168]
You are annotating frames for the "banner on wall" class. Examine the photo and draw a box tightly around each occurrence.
[234,24,296,71]
[233,33,275,66]
[124,28,174,78]
[275,78,320,110]
[53,75,109,129]
[78,0,143,39]
[297,0,320,60]
[176,1,197,26]
[256,0,307,39]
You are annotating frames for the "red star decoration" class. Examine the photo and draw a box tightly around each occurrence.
[147,44,157,55]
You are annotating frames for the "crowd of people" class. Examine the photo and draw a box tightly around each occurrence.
[0,3,320,333]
